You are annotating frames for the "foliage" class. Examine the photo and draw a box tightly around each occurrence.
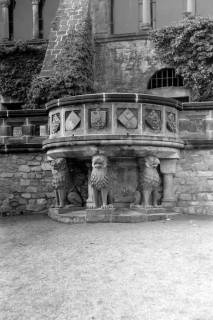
[0,41,46,103]
[28,14,94,109]
[150,16,213,101]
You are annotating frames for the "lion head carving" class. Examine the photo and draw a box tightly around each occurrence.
[89,155,109,191]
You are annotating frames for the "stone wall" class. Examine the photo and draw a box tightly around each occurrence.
[0,153,53,215]
[175,149,213,215]
[95,39,162,92]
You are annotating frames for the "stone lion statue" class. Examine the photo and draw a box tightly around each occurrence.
[50,158,70,208]
[133,156,161,208]
[88,154,112,209]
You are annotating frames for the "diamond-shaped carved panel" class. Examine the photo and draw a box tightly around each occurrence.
[65,111,81,131]
[118,108,138,129]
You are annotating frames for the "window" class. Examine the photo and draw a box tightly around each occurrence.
[13,0,32,40]
[196,0,213,18]
[112,0,139,34]
[155,0,184,28]
[148,68,184,90]
[0,0,59,41]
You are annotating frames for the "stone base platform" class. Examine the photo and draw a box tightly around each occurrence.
[48,206,180,224]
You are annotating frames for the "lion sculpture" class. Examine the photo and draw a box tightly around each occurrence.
[50,158,70,208]
[88,154,112,209]
[133,156,161,208]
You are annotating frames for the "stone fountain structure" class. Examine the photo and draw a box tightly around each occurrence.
[43,93,184,223]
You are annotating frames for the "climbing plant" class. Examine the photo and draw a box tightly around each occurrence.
[28,14,94,109]
[150,17,213,101]
[0,41,46,103]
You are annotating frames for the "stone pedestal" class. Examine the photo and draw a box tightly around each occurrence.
[160,159,177,207]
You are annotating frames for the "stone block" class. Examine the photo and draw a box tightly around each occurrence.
[178,194,192,201]
[86,209,115,223]
[26,186,38,193]
[20,179,30,186]
[21,193,31,199]
[0,173,14,178]
[19,165,30,173]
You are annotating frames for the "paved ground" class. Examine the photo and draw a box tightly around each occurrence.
[1,214,213,320]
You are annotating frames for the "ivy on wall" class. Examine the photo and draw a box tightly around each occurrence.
[0,42,47,103]
[28,14,94,109]
[150,17,213,101]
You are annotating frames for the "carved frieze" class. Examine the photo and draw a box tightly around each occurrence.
[90,109,107,130]
[65,111,81,131]
[166,112,176,133]
[118,108,138,129]
[51,113,60,134]
[145,109,162,131]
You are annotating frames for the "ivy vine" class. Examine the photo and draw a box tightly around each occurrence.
[0,41,47,103]
[150,17,213,101]
[28,14,94,109]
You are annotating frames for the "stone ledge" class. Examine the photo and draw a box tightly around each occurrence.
[48,207,181,224]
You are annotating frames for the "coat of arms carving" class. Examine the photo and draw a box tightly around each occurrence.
[90,109,107,130]
[145,109,162,131]
[51,113,61,134]
[166,112,176,133]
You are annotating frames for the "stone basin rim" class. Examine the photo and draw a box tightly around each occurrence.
[43,137,184,151]
[46,93,183,111]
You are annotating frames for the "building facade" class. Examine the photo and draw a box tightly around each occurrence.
[0,0,213,217]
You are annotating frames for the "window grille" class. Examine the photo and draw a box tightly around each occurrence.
[148,68,184,90]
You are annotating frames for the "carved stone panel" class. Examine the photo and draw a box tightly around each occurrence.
[65,110,81,131]
[166,112,176,133]
[51,113,61,134]
[117,108,138,129]
[90,109,107,130]
[145,109,162,132]
[13,126,22,137]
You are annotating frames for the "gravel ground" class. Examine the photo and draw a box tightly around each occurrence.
[1,214,213,320]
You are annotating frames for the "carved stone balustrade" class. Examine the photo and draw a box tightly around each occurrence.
[44,93,184,159]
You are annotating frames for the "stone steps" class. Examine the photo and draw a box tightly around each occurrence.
[48,207,180,224]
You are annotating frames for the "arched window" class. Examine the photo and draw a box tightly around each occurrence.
[147,68,190,102]
[148,68,184,90]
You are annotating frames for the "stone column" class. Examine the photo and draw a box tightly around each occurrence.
[160,159,177,208]
[142,0,151,27]
[0,0,11,41]
[186,0,196,16]
[32,0,40,39]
